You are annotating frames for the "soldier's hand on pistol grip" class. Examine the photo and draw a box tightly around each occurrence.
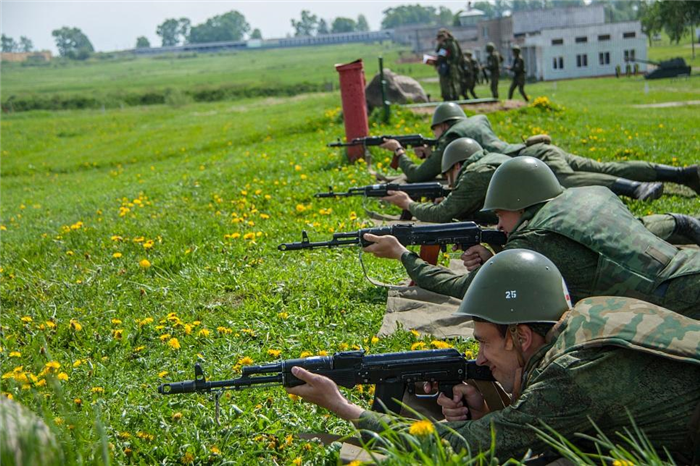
[381,190,412,210]
[437,383,488,421]
[362,233,409,260]
[414,145,432,160]
[461,245,494,271]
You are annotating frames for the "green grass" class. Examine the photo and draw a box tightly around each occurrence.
[1,41,699,464]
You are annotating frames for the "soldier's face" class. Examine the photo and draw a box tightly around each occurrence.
[432,123,448,138]
[495,210,523,235]
[446,163,462,188]
[473,322,521,393]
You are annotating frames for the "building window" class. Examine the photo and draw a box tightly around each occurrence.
[575,36,588,43]
[482,26,488,38]
[623,31,636,39]
[576,54,588,67]
[624,49,636,62]
[599,51,610,65]
[551,38,563,45]
[553,56,564,70]
[598,34,611,41]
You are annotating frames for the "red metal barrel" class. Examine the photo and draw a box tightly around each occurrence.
[335,59,369,162]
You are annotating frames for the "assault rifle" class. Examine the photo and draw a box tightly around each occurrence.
[328,135,438,169]
[315,182,450,200]
[158,348,494,415]
[278,221,506,252]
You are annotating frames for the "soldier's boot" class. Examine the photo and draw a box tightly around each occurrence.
[653,164,700,194]
[669,214,700,246]
[610,179,664,201]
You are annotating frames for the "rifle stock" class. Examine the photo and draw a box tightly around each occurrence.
[315,182,450,200]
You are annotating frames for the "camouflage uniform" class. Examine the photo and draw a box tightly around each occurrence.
[486,49,502,98]
[402,187,700,317]
[460,53,479,100]
[397,119,475,183]
[359,296,700,462]
[408,151,508,223]
[436,37,462,101]
[508,52,528,101]
[459,114,673,185]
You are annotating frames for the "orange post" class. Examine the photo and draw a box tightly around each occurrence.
[335,59,369,162]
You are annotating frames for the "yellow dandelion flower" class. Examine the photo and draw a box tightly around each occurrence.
[159,334,171,341]
[408,419,435,436]
[277,312,289,319]
[139,317,154,326]
[299,351,313,359]
[237,356,254,366]
[371,336,379,344]
[267,349,281,358]
[411,342,426,351]
[198,328,210,337]
[158,371,168,378]
[91,387,104,394]
[317,350,328,356]
[209,445,220,455]
[21,316,33,323]
[431,340,452,349]
[139,259,151,269]
[260,213,270,219]
[168,338,181,350]
[410,329,420,338]
[111,319,122,325]
[243,232,255,240]
[133,346,145,353]
[172,412,183,421]
[57,372,69,381]
[66,251,74,256]
[295,204,306,213]
[142,240,154,249]
[9,351,21,358]
[288,393,301,402]
[74,398,82,406]
[292,458,302,466]
[45,361,61,371]
[112,329,123,339]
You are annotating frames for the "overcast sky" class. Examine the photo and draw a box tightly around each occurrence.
[1,1,472,54]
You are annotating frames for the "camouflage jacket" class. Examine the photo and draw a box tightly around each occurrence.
[408,151,509,223]
[398,119,477,183]
[486,52,502,75]
[358,297,700,462]
[459,115,525,155]
[520,187,700,306]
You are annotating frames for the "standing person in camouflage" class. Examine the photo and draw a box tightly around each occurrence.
[507,45,528,102]
[457,113,700,195]
[285,250,700,463]
[460,50,479,100]
[485,42,502,99]
[364,157,700,317]
[435,29,462,102]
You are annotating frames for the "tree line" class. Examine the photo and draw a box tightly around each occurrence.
[5,1,697,61]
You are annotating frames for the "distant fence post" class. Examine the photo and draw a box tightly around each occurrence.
[335,59,369,162]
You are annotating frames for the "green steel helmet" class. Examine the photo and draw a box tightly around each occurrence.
[512,44,521,52]
[431,102,467,128]
[441,137,483,173]
[486,42,495,51]
[455,249,572,324]
[482,156,564,212]
[464,49,473,56]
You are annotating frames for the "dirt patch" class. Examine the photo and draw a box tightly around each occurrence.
[408,99,528,115]
[632,100,700,108]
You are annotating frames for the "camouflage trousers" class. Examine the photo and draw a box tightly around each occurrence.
[489,74,499,99]
[519,144,656,189]
[563,153,657,181]
[439,71,460,101]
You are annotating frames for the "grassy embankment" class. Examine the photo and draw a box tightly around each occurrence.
[1,42,698,464]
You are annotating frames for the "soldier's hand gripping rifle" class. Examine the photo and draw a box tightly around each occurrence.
[315,182,450,200]
[278,221,506,252]
[327,134,439,169]
[158,348,493,416]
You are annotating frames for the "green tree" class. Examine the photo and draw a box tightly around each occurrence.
[317,19,329,35]
[250,28,262,39]
[156,18,189,46]
[437,6,454,25]
[640,1,663,46]
[356,14,370,32]
[658,0,700,45]
[189,10,250,43]
[135,36,150,48]
[381,4,437,29]
[332,17,357,33]
[291,10,318,37]
[1,34,17,52]
[472,1,497,19]
[18,36,33,53]
[51,27,94,60]
[592,0,641,22]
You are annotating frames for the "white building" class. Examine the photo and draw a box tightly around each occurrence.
[524,21,647,81]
